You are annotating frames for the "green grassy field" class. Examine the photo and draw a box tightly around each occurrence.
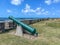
[0,19,60,45]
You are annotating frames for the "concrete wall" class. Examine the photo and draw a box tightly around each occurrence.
[0,21,16,33]
[0,19,49,33]
[0,22,5,32]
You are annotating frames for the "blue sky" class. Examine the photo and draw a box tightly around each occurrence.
[0,0,60,18]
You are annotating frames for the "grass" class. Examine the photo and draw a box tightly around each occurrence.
[0,19,60,45]
[47,22,60,28]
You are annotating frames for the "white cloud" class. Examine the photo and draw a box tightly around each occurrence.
[25,4,30,9]
[43,11,49,15]
[22,4,35,13]
[7,9,12,13]
[35,7,42,15]
[53,0,60,3]
[45,0,52,5]
[22,4,49,15]
[11,0,24,6]
[45,0,60,5]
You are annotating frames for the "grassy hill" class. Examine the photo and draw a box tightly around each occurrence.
[0,19,60,45]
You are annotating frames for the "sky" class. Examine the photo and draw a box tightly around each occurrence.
[0,0,60,18]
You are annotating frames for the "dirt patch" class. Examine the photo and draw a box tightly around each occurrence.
[8,31,38,40]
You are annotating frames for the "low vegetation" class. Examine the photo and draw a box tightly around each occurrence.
[47,22,60,28]
[0,19,60,45]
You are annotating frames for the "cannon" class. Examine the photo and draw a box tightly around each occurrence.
[9,16,38,36]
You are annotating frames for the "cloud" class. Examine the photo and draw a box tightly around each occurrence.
[7,9,12,13]
[53,0,60,3]
[42,11,49,15]
[34,7,42,15]
[22,4,35,13]
[22,4,49,15]
[45,0,60,5]
[11,0,24,6]
[45,0,52,5]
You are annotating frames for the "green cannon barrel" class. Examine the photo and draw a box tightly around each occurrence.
[9,16,38,35]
